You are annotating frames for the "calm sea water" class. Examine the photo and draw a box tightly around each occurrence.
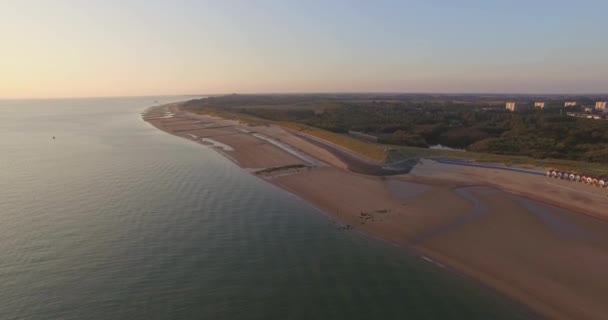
[0,97,527,319]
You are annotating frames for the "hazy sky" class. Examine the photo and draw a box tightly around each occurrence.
[1,0,607,98]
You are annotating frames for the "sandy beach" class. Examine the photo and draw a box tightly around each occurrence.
[144,102,608,320]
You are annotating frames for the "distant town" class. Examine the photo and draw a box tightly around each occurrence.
[506,100,608,120]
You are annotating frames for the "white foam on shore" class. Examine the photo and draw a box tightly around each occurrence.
[235,127,253,134]
[422,256,446,268]
[149,112,174,119]
[145,114,174,119]
[142,112,174,119]
[187,134,198,139]
[252,133,324,166]
[201,138,234,151]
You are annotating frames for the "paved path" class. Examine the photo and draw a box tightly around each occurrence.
[435,159,546,176]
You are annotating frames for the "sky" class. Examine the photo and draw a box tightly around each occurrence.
[1,0,607,98]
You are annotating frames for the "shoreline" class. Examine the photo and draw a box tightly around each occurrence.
[259,179,540,320]
[143,102,608,320]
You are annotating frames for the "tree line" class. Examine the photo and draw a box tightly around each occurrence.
[184,95,608,163]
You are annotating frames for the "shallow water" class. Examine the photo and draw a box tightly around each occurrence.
[0,97,528,319]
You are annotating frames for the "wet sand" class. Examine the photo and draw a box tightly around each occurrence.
[143,103,608,320]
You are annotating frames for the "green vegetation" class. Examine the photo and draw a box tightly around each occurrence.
[182,94,608,173]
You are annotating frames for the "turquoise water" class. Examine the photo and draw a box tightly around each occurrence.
[0,97,528,319]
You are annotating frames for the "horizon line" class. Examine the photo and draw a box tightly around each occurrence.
[2,91,608,101]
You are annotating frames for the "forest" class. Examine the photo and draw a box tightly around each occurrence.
[183,94,608,163]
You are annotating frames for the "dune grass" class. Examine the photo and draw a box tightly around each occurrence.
[278,121,387,162]
[187,106,387,162]
[235,101,341,111]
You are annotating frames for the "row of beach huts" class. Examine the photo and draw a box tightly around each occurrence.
[546,170,607,188]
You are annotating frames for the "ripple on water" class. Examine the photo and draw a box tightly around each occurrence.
[0,97,529,320]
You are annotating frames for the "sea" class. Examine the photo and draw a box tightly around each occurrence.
[0,96,528,319]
